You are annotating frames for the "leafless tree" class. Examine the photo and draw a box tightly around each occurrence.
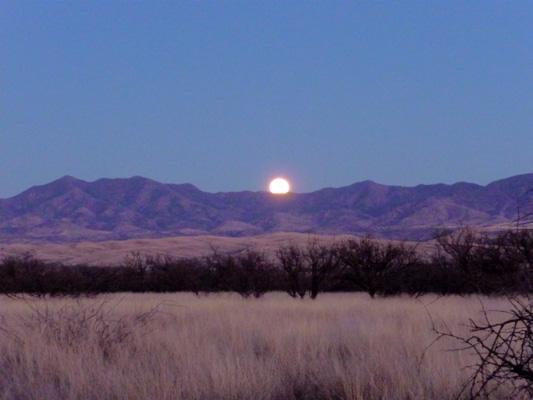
[276,244,308,299]
[203,249,236,293]
[305,239,341,299]
[435,226,478,272]
[232,250,273,298]
[505,229,533,270]
[339,236,419,298]
[434,226,532,294]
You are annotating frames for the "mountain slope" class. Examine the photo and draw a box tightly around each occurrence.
[1,174,532,243]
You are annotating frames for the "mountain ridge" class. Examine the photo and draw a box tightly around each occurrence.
[2,174,532,244]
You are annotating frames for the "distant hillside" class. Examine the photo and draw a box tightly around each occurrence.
[1,174,532,244]
[0,233,361,265]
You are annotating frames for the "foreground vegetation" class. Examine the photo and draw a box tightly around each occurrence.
[0,293,524,400]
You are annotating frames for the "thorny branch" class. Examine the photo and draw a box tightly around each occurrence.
[424,297,533,399]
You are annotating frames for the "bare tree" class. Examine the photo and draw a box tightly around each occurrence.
[305,239,341,299]
[434,226,533,294]
[232,250,273,298]
[339,236,418,298]
[200,250,230,294]
[433,226,488,294]
[434,226,478,272]
[276,244,308,299]
[505,229,533,270]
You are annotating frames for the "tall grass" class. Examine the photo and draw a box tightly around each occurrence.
[0,293,520,399]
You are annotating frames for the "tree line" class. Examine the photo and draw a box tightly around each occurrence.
[1,226,533,298]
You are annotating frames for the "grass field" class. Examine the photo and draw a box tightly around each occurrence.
[0,293,521,399]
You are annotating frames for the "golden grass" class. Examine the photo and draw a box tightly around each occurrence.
[0,293,519,399]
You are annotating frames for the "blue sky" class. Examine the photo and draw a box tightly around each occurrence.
[2,1,532,197]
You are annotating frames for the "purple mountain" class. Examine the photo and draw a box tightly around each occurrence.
[1,174,532,244]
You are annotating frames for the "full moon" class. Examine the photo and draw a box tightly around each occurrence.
[269,178,290,194]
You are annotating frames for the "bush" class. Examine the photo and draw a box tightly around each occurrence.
[3,296,161,360]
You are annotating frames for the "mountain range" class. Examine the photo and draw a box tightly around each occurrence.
[1,174,533,244]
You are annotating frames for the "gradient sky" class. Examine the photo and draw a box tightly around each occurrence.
[2,1,532,198]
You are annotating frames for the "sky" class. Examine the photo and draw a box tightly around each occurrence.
[2,1,532,198]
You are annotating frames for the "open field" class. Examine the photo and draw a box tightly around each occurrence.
[0,293,522,399]
[0,233,435,266]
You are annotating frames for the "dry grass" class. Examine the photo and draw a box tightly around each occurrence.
[0,293,521,399]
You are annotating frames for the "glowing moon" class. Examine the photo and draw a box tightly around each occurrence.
[269,178,290,194]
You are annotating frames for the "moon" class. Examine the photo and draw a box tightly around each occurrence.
[269,178,290,194]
